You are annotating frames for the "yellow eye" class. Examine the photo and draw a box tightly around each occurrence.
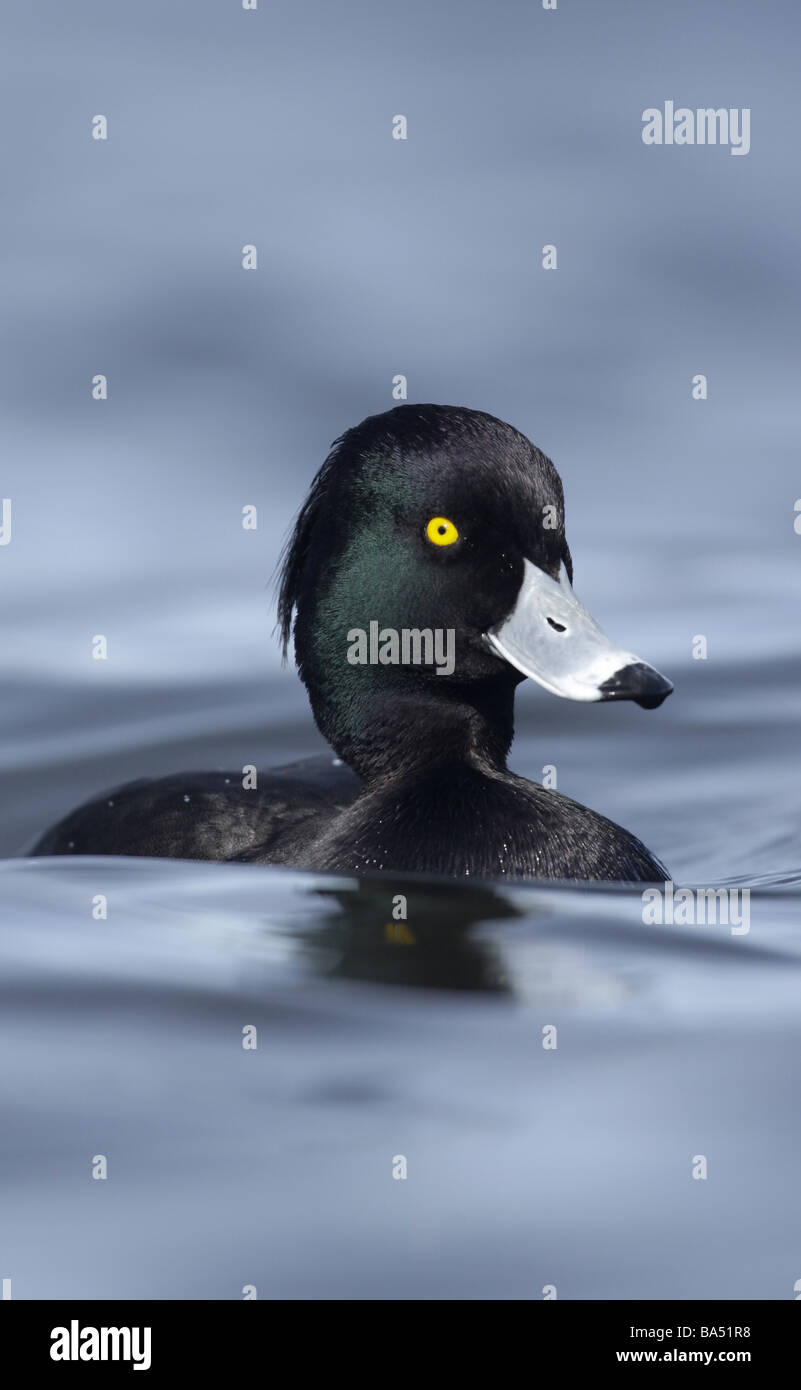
[426,516,459,547]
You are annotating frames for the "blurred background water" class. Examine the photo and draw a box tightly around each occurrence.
[1,0,800,1299]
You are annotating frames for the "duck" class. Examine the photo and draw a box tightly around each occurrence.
[32,404,673,881]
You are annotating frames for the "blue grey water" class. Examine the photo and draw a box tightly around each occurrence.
[1,0,800,1298]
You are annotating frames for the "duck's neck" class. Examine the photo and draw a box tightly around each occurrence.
[309,670,520,786]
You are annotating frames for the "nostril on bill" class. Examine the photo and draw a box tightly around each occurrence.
[547,617,566,632]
